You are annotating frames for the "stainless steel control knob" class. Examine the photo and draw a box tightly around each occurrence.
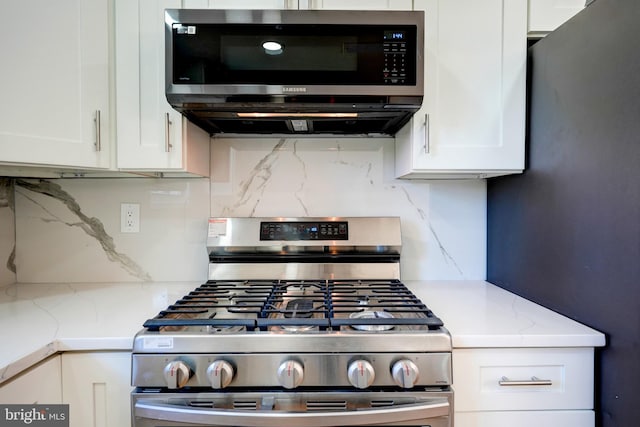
[206,360,235,389]
[163,361,192,389]
[276,360,304,389]
[347,359,375,389]
[391,359,420,388]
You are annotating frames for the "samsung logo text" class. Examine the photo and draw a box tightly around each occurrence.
[282,87,307,93]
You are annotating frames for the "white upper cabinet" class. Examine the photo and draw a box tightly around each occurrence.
[182,0,288,7]
[395,0,527,179]
[300,0,411,10]
[0,0,112,169]
[528,0,585,36]
[115,0,210,177]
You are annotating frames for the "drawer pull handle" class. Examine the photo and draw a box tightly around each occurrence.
[499,376,553,386]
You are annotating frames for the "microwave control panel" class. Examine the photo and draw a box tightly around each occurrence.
[383,30,408,84]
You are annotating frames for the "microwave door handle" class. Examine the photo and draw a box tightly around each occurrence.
[135,399,450,427]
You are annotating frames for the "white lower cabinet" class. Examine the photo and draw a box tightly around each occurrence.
[453,347,596,427]
[61,352,131,427]
[455,410,594,426]
[0,356,62,404]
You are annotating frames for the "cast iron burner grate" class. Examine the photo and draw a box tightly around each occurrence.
[142,279,444,332]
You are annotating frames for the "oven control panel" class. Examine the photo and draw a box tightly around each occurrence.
[134,353,451,390]
[260,221,348,241]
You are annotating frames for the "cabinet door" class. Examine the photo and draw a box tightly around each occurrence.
[395,0,527,178]
[0,356,62,404]
[455,410,594,427]
[182,0,288,7]
[115,0,209,176]
[302,0,411,10]
[528,0,585,35]
[0,0,111,169]
[61,352,131,427]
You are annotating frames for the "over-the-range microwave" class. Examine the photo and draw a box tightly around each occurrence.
[165,9,424,136]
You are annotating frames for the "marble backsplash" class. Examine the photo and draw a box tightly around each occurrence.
[211,138,486,281]
[9,137,486,283]
[0,178,16,285]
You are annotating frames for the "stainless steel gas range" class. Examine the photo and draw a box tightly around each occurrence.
[131,217,453,427]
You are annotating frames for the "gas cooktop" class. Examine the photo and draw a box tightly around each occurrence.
[142,279,445,333]
[132,217,452,396]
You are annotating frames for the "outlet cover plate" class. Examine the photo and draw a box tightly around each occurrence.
[121,203,140,233]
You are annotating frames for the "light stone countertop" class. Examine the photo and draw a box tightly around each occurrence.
[406,280,606,348]
[0,281,198,384]
[0,280,605,385]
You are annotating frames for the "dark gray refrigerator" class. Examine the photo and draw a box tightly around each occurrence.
[487,0,640,425]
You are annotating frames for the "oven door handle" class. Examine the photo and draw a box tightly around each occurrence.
[134,399,450,427]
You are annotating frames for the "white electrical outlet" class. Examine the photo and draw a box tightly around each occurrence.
[121,203,140,233]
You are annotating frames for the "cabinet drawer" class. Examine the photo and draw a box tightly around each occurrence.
[455,409,594,427]
[453,347,594,411]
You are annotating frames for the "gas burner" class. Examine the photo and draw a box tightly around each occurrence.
[283,298,315,318]
[348,310,396,331]
[276,324,316,332]
[205,325,246,334]
[227,300,264,313]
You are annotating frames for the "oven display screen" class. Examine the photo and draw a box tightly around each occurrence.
[260,221,348,240]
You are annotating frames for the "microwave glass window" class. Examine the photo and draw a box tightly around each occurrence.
[171,24,416,86]
[221,35,358,72]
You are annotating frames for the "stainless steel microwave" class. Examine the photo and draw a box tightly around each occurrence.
[164,9,424,136]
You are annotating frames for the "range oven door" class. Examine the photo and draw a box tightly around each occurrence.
[132,390,452,427]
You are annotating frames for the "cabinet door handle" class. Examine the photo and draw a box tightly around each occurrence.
[94,110,101,152]
[165,113,173,152]
[423,113,430,154]
[292,0,307,8]
[499,376,553,387]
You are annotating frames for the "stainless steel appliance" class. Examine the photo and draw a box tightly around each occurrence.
[165,10,424,136]
[131,217,453,427]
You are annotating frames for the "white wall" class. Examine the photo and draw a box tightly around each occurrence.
[12,138,486,283]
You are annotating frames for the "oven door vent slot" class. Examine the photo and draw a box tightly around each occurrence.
[306,400,348,411]
[188,400,215,408]
[371,400,396,407]
[234,400,258,410]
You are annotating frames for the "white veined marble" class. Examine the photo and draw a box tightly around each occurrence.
[0,179,16,286]
[210,138,486,280]
[10,137,486,283]
[14,178,210,283]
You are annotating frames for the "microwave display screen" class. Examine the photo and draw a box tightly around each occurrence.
[171,24,417,86]
[384,31,406,40]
